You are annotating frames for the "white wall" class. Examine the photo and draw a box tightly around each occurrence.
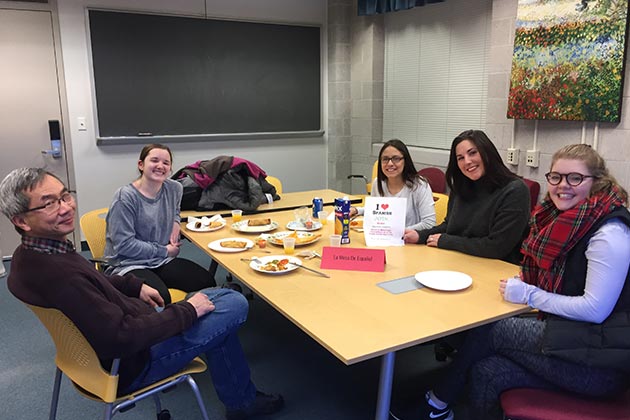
[56,0,327,218]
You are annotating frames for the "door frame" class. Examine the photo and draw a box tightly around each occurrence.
[0,0,78,250]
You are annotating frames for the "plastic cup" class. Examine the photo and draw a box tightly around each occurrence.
[282,237,296,255]
[231,209,243,222]
[329,234,342,247]
[294,206,309,224]
[317,210,328,225]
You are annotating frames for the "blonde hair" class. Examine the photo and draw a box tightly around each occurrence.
[551,144,628,205]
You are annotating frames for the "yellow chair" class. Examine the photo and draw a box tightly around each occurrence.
[26,304,209,420]
[80,208,186,302]
[266,175,283,194]
[433,193,449,225]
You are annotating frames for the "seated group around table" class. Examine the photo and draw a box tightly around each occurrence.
[2,128,629,420]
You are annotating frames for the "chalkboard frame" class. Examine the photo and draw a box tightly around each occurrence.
[87,9,323,144]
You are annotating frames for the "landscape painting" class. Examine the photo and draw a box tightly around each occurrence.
[507,0,629,122]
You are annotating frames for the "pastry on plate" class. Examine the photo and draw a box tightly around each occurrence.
[220,240,248,248]
[248,218,271,226]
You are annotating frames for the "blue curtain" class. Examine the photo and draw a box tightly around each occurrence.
[358,0,445,16]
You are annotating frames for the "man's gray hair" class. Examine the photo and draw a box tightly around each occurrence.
[0,168,61,219]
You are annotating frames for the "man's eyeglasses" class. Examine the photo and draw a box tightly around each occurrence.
[381,156,404,164]
[545,172,595,186]
[23,191,76,214]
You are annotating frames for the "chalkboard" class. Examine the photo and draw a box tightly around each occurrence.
[88,10,321,139]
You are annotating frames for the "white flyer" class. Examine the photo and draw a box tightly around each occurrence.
[363,196,406,247]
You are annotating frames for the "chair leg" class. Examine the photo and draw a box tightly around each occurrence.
[151,393,163,415]
[185,375,210,420]
[103,403,114,420]
[49,368,63,420]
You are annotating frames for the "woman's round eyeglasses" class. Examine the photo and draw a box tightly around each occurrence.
[23,191,76,215]
[545,172,595,186]
[381,156,404,164]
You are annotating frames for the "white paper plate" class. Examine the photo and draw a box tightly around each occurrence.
[250,255,302,275]
[231,220,279,233]
[268,231,322,247]
[286,220,323,231]
[208,237,254,253]
[186,220,226,232]
[414,270,472,291]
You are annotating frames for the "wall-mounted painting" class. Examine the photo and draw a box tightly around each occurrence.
[507,0,630,122]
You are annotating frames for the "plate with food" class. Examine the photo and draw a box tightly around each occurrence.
[350,217,364,232]
[268,231,322,247]
[186,219,226,232]
[286,220,323,231]
[414,270,473,291]
[231,218,279,233]
[208,237,254,253]
[250,255,302,275]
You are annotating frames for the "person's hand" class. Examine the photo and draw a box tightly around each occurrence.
[170,222,181,247]
[349,207,358,218]
[426,233,441,247]
[403,229,419,244]
[500,275,534,304]
[166,243,180,257]
[187,292,216,318]
[139,283,164,308]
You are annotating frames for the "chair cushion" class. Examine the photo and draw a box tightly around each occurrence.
[501,388,630,420]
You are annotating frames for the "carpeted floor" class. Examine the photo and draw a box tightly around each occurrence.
[0,240,468,420]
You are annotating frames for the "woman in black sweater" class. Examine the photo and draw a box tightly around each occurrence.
[404,130,531,264]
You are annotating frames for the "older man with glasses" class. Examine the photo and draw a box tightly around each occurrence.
[0,168,283,420]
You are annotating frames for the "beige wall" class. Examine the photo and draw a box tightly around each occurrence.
[334,0,630,199]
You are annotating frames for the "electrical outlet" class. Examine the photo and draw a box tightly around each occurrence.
[526,149,540,168]
[77,117,87,131]
[506,148,520,165]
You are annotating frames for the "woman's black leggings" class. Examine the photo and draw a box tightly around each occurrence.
[130,258,216,304]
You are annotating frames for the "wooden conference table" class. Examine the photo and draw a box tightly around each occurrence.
[181,188,362,220]
[181,206,530,420]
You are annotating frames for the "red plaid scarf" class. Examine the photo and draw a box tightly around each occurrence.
[521,186,625,293]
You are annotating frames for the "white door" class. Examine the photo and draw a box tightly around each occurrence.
[0,7,72,257]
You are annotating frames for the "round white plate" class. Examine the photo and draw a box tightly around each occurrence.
[250,255,302,275]
[286,220,323,231]
[268,231,322,247]
[208,237,254,253]
[186,220,226,232]
[231,220,279,233]
[414,270,473,291]
[350,217,364,232]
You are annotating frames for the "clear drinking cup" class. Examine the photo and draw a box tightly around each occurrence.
[231,209,243,222]
[329,234,342,247]
[317,210,328,225]
[283,237,296,255]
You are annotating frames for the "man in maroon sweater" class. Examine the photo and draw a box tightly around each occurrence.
[0,168,283,420]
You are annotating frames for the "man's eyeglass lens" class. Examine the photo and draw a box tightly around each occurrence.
[25,192,75,214]
[545,172,592,186]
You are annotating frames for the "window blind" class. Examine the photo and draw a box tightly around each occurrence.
[383,0,491,150]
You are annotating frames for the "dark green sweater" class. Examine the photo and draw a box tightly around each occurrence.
[416,178,531,264]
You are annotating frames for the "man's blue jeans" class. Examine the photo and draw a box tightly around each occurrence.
[124,288,257,410]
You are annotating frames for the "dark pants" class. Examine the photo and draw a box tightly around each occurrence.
[434,317,627,419]
[131,257,216,304]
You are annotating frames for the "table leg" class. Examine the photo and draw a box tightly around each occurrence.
[375,351,396,420]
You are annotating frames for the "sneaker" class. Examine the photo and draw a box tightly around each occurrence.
[389,392,453,420]
[226,391,284,420]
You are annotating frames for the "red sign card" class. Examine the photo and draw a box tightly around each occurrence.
[320,246,386,272]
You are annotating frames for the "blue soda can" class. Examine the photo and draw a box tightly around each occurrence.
[312,197,324,218]
[334,197,351,244]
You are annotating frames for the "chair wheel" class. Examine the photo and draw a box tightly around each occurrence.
[157,409,171,420]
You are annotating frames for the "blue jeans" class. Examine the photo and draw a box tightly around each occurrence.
[124,288,257,410]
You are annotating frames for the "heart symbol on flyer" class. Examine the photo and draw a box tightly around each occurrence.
[381,203,389,210]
